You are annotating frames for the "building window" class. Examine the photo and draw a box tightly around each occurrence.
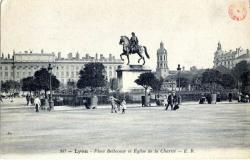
[0,66,2,70]
[66,71,69,77]
[71,72,74,77]
[5,66,8,70]
[109,71,112,77]
[61,72,64,77]
[0,72,2,77]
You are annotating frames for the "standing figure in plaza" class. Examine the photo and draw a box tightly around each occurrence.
[228,93,233,102]
[110,96,118,113]
[121,99,127,114]
[34,96,41,112]
[173,94,180,110]
[119,32,150,65]
[166,92,174,110]
[26,94,30,106]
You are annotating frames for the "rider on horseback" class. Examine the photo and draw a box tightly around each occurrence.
[129,32,139,53]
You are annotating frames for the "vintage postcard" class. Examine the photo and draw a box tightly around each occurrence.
[0,0,250,159]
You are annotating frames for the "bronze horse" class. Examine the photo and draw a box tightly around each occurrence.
[119,36,150,65]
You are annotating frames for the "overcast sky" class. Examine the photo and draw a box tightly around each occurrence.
[1,0,250,70]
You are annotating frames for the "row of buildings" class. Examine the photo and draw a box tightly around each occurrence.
[0,50,123,85]
[213,42,250,69]
[1,41,172,85]
[1,41,248,89]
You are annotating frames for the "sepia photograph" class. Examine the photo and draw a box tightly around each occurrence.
[0,0,250,159]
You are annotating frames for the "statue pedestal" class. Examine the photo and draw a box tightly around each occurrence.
[116,65,151,92]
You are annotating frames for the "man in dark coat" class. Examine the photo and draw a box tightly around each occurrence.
[166,92,174,110]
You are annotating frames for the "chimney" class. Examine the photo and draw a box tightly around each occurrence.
[2,53,4,59]
[100,54,104,60]
[13,50,15,54]
[8,54,10,59]
[76,52,80,60]
[58,52,61,59]
[247,49,249,54]
[41,49,44,54]
[86,53,89,59]
[109,54,112,60]
[68,52,72,59]
[95,53,98,60]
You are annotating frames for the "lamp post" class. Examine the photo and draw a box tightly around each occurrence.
[48,63,53,111]
[177,64,181,92]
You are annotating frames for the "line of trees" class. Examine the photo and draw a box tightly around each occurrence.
[165,60,250,94]
[21,68,60,97]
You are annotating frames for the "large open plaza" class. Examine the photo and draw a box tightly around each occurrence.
[1,98,249,157]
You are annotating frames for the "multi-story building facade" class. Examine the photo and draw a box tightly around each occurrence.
[0,50,123,85]
[213,42,250,69]
[156,42,169,79]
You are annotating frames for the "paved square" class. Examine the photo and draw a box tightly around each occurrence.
[1,98,250,154]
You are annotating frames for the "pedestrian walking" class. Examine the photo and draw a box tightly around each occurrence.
[246,94,249,103]
[228,93,233,102]
[173,94,180,110]
[26,94,30,106]
[0,96,3,103]
[34,96,41,112]
[163,95,168,107]
[166,92,174,110]
[121,99,127,114]
[110,96,118,113]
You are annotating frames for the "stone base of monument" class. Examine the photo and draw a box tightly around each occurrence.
[116,65,152,93]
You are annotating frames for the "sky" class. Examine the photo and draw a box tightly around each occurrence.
[1,0,250,70]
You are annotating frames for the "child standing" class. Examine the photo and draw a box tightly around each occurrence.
[121,99,127,114]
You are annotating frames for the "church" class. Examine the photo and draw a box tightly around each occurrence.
[156,41,169,79]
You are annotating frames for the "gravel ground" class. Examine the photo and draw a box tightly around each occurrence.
[1,98,250,155]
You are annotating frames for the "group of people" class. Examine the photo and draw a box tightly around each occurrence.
[163,92,181,110]
[26,94,44,112]
[110,96,127,114]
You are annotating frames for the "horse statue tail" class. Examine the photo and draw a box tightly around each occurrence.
[143,46,150,59]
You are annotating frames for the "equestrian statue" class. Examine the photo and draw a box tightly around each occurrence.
[119,32,150,65]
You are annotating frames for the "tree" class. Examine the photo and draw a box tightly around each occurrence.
[166,72,192,90]
[34,68,60,97]
[231,61,250,92]
[135,72,156,103]
[240,70,250,94]
[1,80,20,96]
[220,73,236,89]
[77,63,106,92]
[151,77,163,95]
[201,69,222,93]
[215,65,231,74]
[231,61,250,80]
[177,77,190,88]
[21,76,37,95]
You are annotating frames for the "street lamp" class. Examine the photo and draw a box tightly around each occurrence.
[177,64,181,92]
[48,63,53,111]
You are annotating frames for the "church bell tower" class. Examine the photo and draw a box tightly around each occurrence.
[156,41,169,79]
